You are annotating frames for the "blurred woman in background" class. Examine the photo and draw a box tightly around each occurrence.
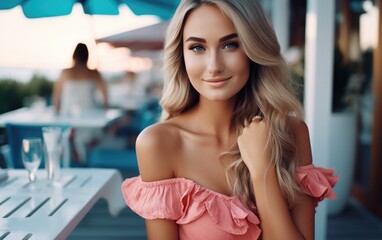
[53,42,108,114]
[53,43,108,163]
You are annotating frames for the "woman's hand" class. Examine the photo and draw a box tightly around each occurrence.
[237,116,272,178]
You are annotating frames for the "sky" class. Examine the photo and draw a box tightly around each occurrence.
[0,4,160,73]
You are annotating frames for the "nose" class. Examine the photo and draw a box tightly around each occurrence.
[207,51,224,75]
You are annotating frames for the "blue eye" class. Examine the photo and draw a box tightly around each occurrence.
[190,45,205,52]
[224,42,239,49]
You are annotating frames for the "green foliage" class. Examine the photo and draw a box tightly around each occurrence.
[289,68,304,104]
[26,74,54,98]
[0,74,53,114]
[0,78,26,114]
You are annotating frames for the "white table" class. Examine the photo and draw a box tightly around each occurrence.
[0,107,124,168]
[0,168,126,240]
[0,107,123,128]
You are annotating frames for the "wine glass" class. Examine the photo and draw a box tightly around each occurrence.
[21,138,43,183]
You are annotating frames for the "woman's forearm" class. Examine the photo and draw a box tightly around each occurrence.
[251,166,305,240]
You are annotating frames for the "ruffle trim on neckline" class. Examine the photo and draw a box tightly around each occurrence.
[121,177,261,236]
[121,165,337,237]
[295,164,338,202]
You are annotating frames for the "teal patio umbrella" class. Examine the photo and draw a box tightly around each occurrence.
[0,0,180,20]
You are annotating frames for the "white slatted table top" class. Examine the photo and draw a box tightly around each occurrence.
[0,168,126,240]
[0,107,123,128]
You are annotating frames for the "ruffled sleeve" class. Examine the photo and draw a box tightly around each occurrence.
[121,176,192,220]
[121,176,261,237]
[296,164,338,203]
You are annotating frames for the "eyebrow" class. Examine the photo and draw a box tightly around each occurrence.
[185,33,238,43]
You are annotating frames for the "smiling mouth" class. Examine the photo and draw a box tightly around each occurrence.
[202,77,231,87]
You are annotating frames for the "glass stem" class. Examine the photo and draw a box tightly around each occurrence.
[29,172,35,182]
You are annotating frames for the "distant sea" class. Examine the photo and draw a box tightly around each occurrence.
[0,66,123,83]
[0,66,60,83]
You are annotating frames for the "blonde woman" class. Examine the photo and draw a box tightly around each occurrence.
[121,0,338,239]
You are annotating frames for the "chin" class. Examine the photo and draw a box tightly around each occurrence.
[203,93,237,102]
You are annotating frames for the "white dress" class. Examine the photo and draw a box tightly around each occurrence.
[60,80,100,162]
[60,80,97,117]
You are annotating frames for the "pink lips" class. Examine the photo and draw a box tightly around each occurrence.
[203,77,231,87]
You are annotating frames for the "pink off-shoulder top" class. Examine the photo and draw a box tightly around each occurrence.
[121,164,338,240]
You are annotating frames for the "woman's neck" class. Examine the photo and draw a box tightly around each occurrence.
[190,97,236,137]
[73,62,87,68]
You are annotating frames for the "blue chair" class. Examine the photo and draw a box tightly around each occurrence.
[86,100,160,172]
[116,98,161,137]
[88,147,138,171]
[5,123,71,169]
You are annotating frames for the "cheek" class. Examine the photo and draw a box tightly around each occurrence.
[183,52,202,79]
[228,54,250,81]
[184,52,207,94]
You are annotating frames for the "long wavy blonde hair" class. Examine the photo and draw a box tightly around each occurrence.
[160,0,304,209]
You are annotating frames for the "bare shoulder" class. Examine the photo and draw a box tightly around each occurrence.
[61,68,71,73]
[60,68,79,81]
[288,118,312,166]
[59,69,71,78]
[135,122,182,182]
[89,69,102,79]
